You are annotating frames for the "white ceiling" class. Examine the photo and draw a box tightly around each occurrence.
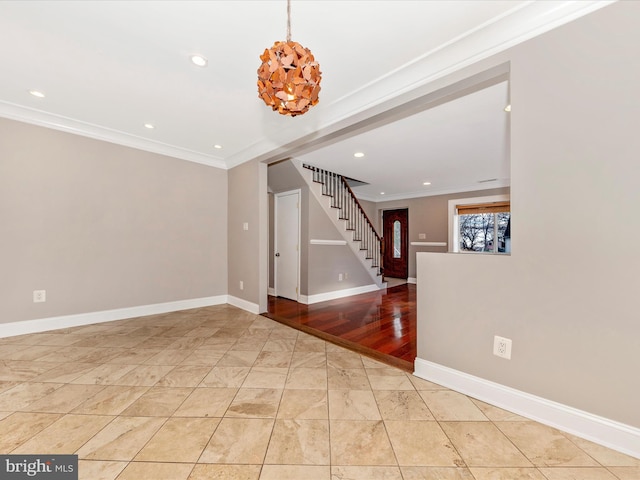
[0,1,610,201]
[298,80,510,201]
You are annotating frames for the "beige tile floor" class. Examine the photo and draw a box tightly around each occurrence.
[0,305,638,480]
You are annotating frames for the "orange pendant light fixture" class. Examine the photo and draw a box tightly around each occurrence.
[257,0,321,117]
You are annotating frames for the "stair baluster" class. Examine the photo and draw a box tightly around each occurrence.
[303,164,383,277]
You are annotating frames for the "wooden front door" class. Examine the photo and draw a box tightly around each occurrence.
[383,208,408,279]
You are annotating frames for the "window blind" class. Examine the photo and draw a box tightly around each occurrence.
[456,201,510,215]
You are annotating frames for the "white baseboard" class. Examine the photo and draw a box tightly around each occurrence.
[299,284,381,305]
[407,277,417,284]
[268,287,276,296]
[414,358,640,460]
[0,295,228,338]
[226,295,260,314]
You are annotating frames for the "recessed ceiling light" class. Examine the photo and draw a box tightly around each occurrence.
[29,90,45,98]
[144,123,155,129]
[213,144,223,149]
[504,104,511,112]
[423,182,431,186]
[353,152,365,158]
[190,54,208,67]
[380,192,385,195]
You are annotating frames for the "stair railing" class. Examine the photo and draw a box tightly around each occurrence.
[303,164,383,276]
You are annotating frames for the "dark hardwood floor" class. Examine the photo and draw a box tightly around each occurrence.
[263,283,416,371]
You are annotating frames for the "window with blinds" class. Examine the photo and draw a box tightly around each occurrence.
[456,201,510,254]
[456,201,510,215]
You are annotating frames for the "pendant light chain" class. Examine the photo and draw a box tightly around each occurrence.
[286,0,291,42]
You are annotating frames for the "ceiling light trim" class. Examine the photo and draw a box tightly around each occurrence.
[0,100,227,169]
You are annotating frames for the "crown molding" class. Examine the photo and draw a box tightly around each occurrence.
[354,179,511,203]
[0,1,613,171]
[230,1,614,167]
[0,100,227,169]
[315,0,614,125]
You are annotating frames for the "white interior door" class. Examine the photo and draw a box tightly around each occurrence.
[275,190,300,301]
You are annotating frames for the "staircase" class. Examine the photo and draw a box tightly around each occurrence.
[295,161,385,289]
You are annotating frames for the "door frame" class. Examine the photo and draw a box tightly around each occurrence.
[382,207,409,279]
[274,189,301,301]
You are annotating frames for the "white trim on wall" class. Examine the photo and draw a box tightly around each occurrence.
[0,295,228,338]
[411,241,447,247]
[1,2,612,171]
[0,101,227,169]
[299,284,381,305]
[414,358,640,460]
[407,277,417,284]
[226,295,261,315]
[357,180,511,203]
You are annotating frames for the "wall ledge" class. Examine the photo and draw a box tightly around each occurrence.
[414,358,640,460]
[310,239,348,246]
[0,295,229,338]
[411,241,447,247]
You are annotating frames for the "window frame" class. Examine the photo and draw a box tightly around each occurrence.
[448,194,510,254]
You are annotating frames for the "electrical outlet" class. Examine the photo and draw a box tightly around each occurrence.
[33,290,46,303]
[338,273,343,281]
[239,281,244,290]
[493,335,512,359]
[344,272,349,280]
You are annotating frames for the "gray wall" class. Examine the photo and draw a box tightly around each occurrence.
[0,117,228,324]
[360,188,509,278]
[307,185,378,295]
[227,159,268,312]
[418,1,640,427]
[358,199,378,232]
[267,160,309,293]
[268,160,375,296]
